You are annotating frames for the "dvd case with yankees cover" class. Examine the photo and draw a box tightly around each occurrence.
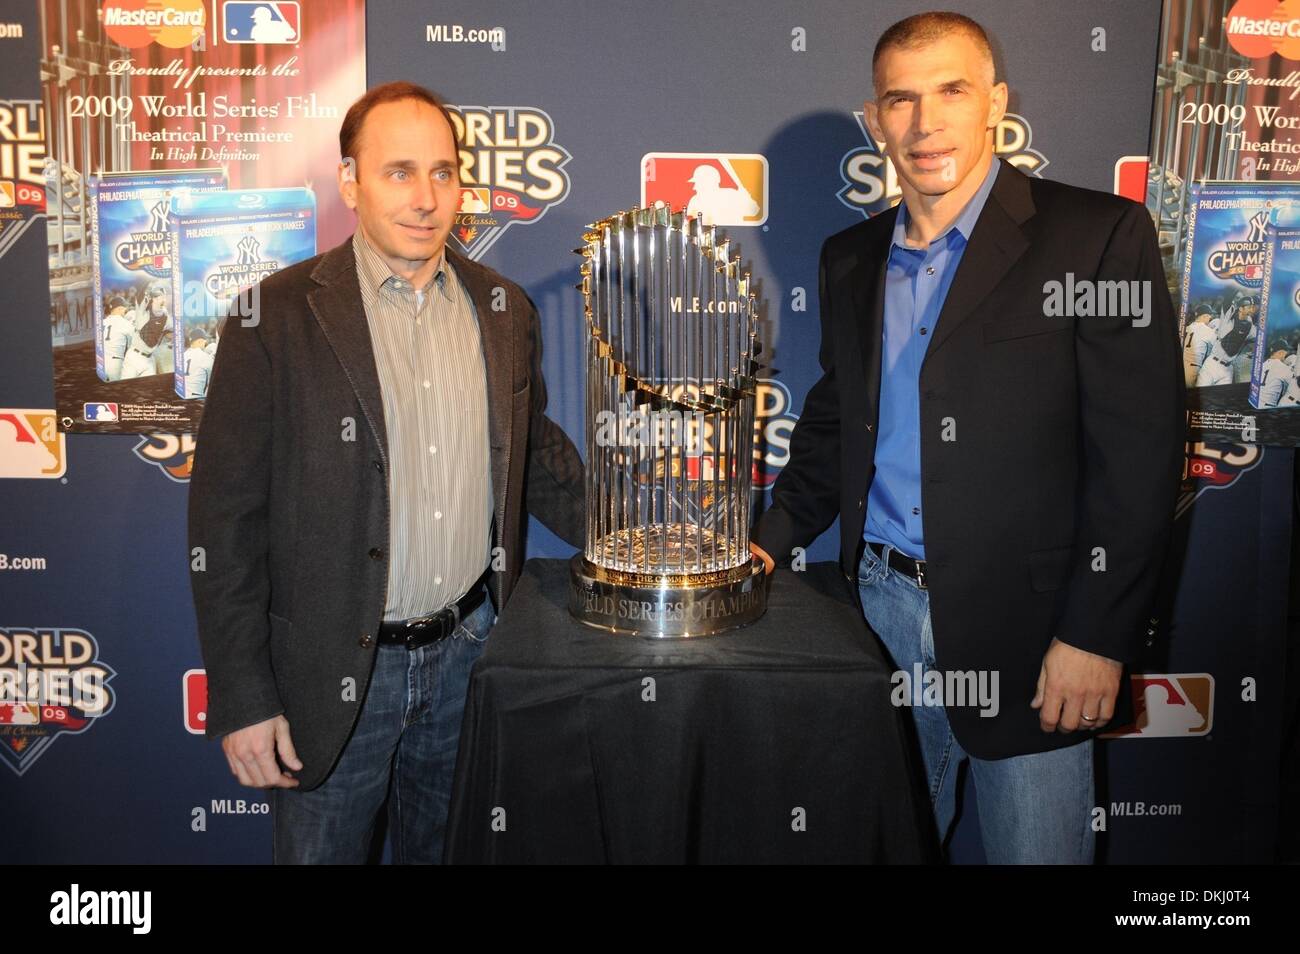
[168,187,317,399]
[89,169,227,384]
[1249,226,1300,409]
[1178,181,1300,390]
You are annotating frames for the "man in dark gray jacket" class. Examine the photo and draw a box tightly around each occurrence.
[189,82,584,864]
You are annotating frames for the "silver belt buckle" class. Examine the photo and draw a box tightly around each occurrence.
[914,560,927,590]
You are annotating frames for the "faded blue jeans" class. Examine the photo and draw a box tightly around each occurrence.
[857,544,1094,864]
[271,597,495,864]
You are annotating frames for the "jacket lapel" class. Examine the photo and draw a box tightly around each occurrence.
[925,161,1035,356]
[850,210,894,419]
[307,239,389,463]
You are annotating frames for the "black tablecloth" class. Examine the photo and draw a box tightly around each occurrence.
[444,558,933,863]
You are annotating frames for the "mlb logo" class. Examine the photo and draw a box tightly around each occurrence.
[641,153,768,226]
[0,409,66,478]
[183,670,208,734]
[1102,673,1215,738]
[222,2,300,44]
[1112,155,1148,205]
[84,402,119,422]
[1245,264,1264,281]
[0,703,40,726]
[458,187,491,214]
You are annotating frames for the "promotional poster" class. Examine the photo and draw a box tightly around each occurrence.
[43,0,364,434]
[1147,0,1300,444]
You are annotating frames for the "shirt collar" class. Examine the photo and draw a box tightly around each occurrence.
[352,229,456,302]
[891,156,1002,252]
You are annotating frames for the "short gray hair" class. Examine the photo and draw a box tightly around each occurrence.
[872,11,996,91]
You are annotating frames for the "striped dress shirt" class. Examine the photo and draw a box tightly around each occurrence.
[352,229,492,621]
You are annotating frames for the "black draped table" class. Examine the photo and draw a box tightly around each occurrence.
[444,558,933,863]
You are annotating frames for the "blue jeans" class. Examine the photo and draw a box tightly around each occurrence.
[271,598,495,864]
[857,544,1095,864]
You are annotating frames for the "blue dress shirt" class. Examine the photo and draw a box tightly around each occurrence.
[864,158,1002,560]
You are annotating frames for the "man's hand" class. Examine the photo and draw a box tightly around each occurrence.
[221,714,303,788]
[750,541,775,575]
[1030,637,1123,733]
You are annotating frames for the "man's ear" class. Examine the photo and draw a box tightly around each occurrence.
[987,82,1009,130]
[338,157,357,210]
[863,100,884,148]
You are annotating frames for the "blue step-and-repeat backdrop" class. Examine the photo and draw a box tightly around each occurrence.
[0,0,1289,863]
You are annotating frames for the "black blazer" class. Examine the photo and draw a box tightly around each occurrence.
[188,237,585,790]
[753,161,1185,759]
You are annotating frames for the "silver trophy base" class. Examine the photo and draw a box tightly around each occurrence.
[567,553,769,638]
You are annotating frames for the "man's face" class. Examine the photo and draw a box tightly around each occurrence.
[865,33,1006,198]
[150,295,167,317]
[338,99,460,271]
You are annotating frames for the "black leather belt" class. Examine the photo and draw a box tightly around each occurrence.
[377,570,490,649]
[867,539,928,589]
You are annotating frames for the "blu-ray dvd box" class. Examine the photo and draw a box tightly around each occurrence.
[168,188,317,399]
[1179,181,1300,390]
[1249,226,1300,409]
[89,168,226,384]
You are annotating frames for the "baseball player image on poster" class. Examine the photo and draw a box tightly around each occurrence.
[1195,293,1257,388]
[182,326,218,399]
[1256,350,1298,407]
[118,281,173,380]
[100,295,134,381]
[1182,301,1216,388]
[1179,181,1300,390]
[1250,226,1300,409]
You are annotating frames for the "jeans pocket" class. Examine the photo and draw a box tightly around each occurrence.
[454,600,494,643]
[857,548,887,587]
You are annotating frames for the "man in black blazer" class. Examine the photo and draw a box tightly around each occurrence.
[189,82,584,863]
[751,13,1183,862]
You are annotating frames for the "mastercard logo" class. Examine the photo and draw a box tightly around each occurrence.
[102,0,206,49]
[1225,0,1300,59]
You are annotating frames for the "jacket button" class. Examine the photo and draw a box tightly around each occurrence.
[369,547,384,560]
[865,422,874,432]
[359,633,373,648]
[857,498,864,509]
[373,460,383,473]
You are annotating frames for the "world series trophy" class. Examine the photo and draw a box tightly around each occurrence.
[568,203,769,637]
